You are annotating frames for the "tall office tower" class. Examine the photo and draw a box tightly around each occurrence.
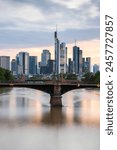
[86,57,91,72]
[47,60,55,74]
[82,57,91,73]
[29,56,37,75]
[68,58,73,74]
[60,42,67,74]
[37,62,41,74]
[93,64,99,74]
[73,45,80,74]
[79,50,83,75]
[54,29,60,74]
[82,58,85,73]
[16,52,29,75]
[41,50,51,66]
[0,56,10,70]
[11,59,17,75]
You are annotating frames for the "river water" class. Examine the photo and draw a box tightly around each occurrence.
[0,87,100,150]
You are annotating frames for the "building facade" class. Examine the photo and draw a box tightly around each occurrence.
[54,30,60,74]
[29,56,37,75]
[11,59,17,75]
[93,64,99,74]
[68,58,73,74]
[47,60,55,74]
[82,57,91,73]
[73,46,79,74]
[16,52,29,75]
[0,56,10,70]
[60,42,67,74]
[41,50,51,66]
[79,50,83,75]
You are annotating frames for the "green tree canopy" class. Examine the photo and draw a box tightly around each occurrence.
[0,67,14,82]
[81,71,100,84]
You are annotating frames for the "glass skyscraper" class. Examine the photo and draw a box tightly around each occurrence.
[16,52,29,75]
[60,42,67,74]
[73,46,80,74]
[54,30,60,74]
[29,56,37,75]
[11,59,17,75]
[0,56,10,70]
[41,50,51,66]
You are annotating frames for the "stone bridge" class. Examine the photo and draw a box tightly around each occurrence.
[0,80,100,107]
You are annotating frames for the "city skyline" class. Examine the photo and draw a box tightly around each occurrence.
[0,0,100,65]
[1,42,97,75]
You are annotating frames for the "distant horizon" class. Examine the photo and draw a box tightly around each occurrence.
[0,39,100,66]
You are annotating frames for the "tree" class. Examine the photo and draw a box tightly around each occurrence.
[66,74,77,80]
[93,71,100,84]
[0,67,14,82]
[81,71,100,84]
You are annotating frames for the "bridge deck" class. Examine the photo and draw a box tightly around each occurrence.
[0,82,100,87]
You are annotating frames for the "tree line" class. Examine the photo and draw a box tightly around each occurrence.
[0,67,14,82]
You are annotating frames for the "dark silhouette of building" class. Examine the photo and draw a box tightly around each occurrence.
[47,60,55,74]
[29,56,37,75]
[68,58,73,74]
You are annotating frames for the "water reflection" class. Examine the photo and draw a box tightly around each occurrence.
[0,88,99,127]
[0,88,99,150]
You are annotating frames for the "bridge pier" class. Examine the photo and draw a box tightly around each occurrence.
[50,95,62,107]
[50,84,62,107]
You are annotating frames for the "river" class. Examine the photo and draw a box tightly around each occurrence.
[0,87,100,150]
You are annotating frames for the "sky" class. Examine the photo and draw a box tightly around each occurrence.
[0,0,100,65]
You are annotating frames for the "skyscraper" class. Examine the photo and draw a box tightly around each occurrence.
[29,56,37,75]
[82,57,91,73]
[60,42,67,74]
[86,57,91,72]
[79,50,83,75]
[16,52,29,75]
[54,29,60,74]
[40,50,51,74]
[41,50,51,66]
[93,64,99,74]
[47,60,55,74]
[73,45,80,74]
[0,56,10,70]
[68,58,73,74]
[11,59,17,75]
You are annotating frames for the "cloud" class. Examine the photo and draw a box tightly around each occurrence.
[0,28,99,49]
[0,0,99,31]
[0,0,100,49]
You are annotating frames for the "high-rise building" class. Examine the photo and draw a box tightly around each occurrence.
[73,45,80,74]
[79,50,83,75]
[82,57,91,73]
[41,50,51,66]
[68,58,73,74]
[16,52,29,75]
[60,42,67,74]
[0,56,10,70]
[54,30,60,74]
[86,57,91,72]
[11,59,17,75]
[29,56,37,75]
[93,64,99,74]
[47,60,55,74]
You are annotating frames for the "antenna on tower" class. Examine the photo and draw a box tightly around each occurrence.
[75,40,77,46]
[55,25,58,39]
[56,24,58,32]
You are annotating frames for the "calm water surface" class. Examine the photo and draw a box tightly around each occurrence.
[0,88,100,150]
